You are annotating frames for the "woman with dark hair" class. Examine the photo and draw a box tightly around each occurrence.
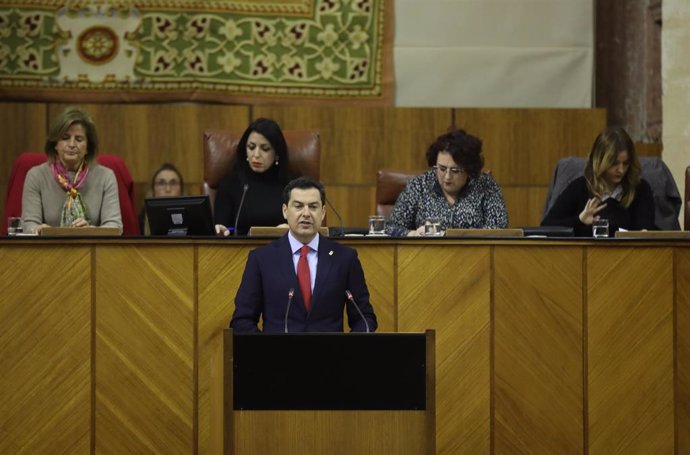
[139,162,184,235]
[22,106,122,234]
[214,118,292,236]
[541,126,656,236]
[385,129,508,237]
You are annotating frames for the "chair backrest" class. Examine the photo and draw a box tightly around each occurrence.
[683,166,690,231]
[2,152,140,235]
[203,129,321,211]
[543,156,682,230]
[375,169,424,218]
[2,152,47,234]
[96,154,140,236]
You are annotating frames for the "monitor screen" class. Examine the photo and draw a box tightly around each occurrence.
[145,195,215,236]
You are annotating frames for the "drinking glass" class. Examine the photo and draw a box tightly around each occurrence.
[368,215,385,235]
[424,217,444,237]
[592,219,609,238]
[7,217,22,236]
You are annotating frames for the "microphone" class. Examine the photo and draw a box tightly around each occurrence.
[345,290,370,333]
[234,183,249,236]
[284,288,295,333]
[325,195,345,237]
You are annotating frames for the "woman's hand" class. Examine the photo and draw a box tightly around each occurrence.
[407,226,425,237]
[578,197,606,225]
[215,224,232,237]
[71,217,89,227]
[32,223,51,234]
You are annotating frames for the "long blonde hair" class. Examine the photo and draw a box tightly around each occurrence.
[584,126,640,208]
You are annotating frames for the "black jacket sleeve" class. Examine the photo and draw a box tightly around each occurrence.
[541,177,589,235]
[631,179,657,230]
[214,174,236,226]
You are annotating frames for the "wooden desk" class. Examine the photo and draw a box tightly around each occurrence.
[1,237,688,455]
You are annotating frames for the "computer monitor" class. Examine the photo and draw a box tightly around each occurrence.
[145,195,215,236]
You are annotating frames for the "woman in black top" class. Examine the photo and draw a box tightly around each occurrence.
[214,118,292,236]
[542,126,656,236]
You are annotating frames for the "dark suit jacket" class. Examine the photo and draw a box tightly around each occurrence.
[231,234,377,333]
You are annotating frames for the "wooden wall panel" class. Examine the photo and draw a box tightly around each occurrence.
[198,244,254,455]
[233,411,428,455]
[0,103,47,220]
[353,244,395,332]
[635,142,663,157]
[494,246,583,455]
[677,248,690,454]
[587,247,674,455]
[0,246,90,455]
[0,102,47,170]
[502,186,549,228]
[95,246,194,455]
[455,108,607,186]
[253,106,450,185]
[324,184,375,229]
[397,245,491,455]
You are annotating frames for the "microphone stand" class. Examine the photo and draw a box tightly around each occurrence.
[234,183,249,236]
[325,196,345,237]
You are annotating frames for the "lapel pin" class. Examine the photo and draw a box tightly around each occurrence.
[329,250,334,256]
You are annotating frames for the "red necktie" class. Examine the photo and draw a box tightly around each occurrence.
[297,245,312,311]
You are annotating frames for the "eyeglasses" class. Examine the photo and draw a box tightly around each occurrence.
[154,179,181,188]
[433,165,464,176]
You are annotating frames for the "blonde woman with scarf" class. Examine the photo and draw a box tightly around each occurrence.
[21,107,122,234]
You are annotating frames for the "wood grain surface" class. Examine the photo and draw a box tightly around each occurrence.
[0,238,684,455]
[494,246,583,454]
[95,246,195,455]
[587,247,674,455]
[398,244,492,455]
[0,246,91,455]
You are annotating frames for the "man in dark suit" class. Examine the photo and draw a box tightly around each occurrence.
[230,177,377,333]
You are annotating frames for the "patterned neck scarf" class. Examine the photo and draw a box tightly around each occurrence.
[50,159,90,227]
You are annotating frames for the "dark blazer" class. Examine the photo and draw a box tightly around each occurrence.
[231,234,377,333]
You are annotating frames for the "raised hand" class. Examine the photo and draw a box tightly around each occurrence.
[578,197,606,225]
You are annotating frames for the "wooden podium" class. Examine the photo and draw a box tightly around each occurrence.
[210,329,435,455]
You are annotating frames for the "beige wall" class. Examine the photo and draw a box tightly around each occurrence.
[663,0,690,226]
[394,0,594,108]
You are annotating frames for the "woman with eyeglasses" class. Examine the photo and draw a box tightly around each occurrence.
[385,129,508,237]
[139,162,184,235]
[541,126,656,236]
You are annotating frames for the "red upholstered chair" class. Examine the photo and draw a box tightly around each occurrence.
[2,152,47,234]
[2,152,139,235]
[375,169,423,219]
[96,155,140,236]
[203,129,320,212]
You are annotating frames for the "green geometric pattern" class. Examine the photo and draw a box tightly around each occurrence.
[0,8,63,76]
[0,0,389,101]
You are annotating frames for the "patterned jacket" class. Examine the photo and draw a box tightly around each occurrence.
[385,170,508,237]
